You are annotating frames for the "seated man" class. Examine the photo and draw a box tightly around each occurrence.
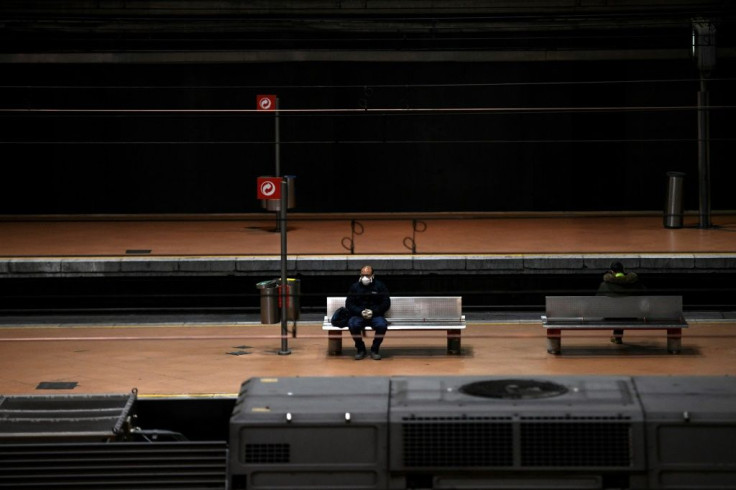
[346,265,391,360]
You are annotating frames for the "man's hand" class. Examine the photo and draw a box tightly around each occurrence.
[362,309,373,319]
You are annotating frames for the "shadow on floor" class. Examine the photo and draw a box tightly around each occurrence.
[550,344,700,357]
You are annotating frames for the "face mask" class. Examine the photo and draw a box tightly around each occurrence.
[360,275,373,286]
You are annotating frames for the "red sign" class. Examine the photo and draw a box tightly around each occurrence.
[256,94,277,111]
[257,177,281,200]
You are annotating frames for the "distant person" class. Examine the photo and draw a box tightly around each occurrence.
[346,265,391,360]
[596,261,645,344]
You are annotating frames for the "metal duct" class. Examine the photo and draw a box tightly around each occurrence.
[0,441,227,489]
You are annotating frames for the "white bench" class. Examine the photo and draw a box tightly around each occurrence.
[322,296,466,355]
[542,295,688,354]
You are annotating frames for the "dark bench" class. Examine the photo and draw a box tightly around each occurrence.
[323,296,466,355]
[542,295,688,354]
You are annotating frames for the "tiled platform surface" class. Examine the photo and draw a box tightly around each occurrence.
[1,322,735,396]
[1,212,735,276]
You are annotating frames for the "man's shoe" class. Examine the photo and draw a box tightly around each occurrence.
[354,350,367,360]
[610,336,623,344]
[370,351,382,360]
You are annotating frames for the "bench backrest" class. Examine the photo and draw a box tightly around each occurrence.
[545,295,683,321]
[326,296,462,320]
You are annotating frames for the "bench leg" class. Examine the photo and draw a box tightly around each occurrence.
[327,330,343,356]
[447,330,462,355]
[667,328,682,354]
[547,329,561,355]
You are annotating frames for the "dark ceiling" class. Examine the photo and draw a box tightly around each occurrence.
[1,0,734,63]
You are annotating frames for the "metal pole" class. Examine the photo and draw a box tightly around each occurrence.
[275,97,282,232]
[697,79,712,228]
[278,177,291,355]
[693,20,715,229]
[275,97,280,177]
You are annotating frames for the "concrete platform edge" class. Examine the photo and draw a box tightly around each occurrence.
[1,253,736,277]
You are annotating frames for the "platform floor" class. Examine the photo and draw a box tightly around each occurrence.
[1,321,734,396]
[1,213,735,397]
[1,212,736,256]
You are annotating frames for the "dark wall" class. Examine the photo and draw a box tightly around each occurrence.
[1,58,734,214]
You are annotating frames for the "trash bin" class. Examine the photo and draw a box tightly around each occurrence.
[279,278,301,321]
[664,171,686,228]
[261,175,296,212]
[256,279,280,324]
[256,278,301,323]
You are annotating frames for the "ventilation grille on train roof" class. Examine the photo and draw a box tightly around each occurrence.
[403,418,514,467]
[521,421,631,467]
[401,417,631,468]
[0,441,227,489]
[244,443,290,464]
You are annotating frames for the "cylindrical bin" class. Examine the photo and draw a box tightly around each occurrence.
[261,175,296,212]
[664,171,686,228]
[279,278,301,321]
[256,279,280,324]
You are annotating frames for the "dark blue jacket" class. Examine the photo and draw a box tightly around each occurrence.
[346,279,391,317]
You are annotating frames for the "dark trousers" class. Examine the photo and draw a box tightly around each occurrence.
[348,316,388,353]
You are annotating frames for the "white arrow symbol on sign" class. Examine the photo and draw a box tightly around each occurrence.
[259,97,273,110]
[260,180,276,196]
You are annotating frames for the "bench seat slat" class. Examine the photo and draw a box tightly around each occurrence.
[543,323,687,330]
[323,317,466,329]
[543,316,685,323]
[387,318,464,324]
[543,317,687,328]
